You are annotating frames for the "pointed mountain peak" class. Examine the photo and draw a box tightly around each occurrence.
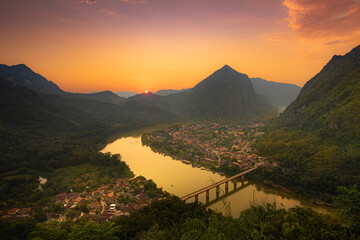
[220,65,233,71]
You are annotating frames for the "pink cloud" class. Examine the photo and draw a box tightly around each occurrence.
[121,0,146,5]
[283,0,360,39]
[78,0,97,5]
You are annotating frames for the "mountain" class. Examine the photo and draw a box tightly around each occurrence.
[0,64,65,95]
[72,91,126,104]
[176,65,276,119]
[129,65,276,120]
[155,80,301,107]
[0,74,175,185]
[256,44,360,194]
[155,88,191,96]
[282,45,360,137]
[116,91,138,98]
[250,78,301,107]
[0,64,127,104]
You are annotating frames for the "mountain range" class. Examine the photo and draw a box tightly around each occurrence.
[115,91,138,98]
[1,64,279,120]
[127,65,277,120]
[0,64,126,105]
[153,79,301,107]
[155,88,191,96]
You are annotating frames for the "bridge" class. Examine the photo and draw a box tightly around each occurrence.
[180,166,258,203]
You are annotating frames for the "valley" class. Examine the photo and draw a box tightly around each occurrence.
[1,46,360,239]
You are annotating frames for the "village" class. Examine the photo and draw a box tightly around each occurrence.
[142,122,275,173]
[0,176,165,223]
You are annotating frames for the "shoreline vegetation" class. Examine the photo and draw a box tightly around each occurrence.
[140,122,339,208]
[1,124,360,239]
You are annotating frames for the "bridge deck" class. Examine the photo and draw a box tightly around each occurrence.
[180,166,258,201]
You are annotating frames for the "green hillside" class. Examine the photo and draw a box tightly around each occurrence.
[256,45,360,196]
[0,77,174,204]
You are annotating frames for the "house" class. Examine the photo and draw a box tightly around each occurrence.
[7,208,20,215]
[56,193,67,201]
[19,208,31,215]
[74,196,85,205]
[109,203,116,212]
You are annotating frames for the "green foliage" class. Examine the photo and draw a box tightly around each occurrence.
[255,45,360,196]
[0,76,169,205]
[0,217,38,240]
[80,203,90,214]
[334,185,360,233]
[27,198,356,240]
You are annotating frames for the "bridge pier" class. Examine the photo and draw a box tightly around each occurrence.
[233,179,237,189]
[180,166,258,203]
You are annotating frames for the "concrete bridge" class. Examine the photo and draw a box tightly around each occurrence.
[180,166,258,203]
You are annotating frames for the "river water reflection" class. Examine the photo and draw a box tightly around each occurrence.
[102,132,332,218]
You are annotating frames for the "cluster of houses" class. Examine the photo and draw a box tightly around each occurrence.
[0,207,33,221]
[144,122,266,170]
[1,176,164,223]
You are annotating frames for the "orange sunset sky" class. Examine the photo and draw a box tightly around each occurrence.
[1,0,359,93]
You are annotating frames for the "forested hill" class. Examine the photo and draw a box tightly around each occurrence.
[0,64,64,95]
[283,44,360,139]
[256,44,360,196]
[0,76,175,205]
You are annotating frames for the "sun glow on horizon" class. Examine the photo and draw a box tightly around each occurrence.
[0,0,359,92]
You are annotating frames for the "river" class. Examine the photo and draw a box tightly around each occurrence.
[102,128,332,218]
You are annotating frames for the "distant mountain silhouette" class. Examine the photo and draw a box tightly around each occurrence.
[0,64,125,105]
[250,78,301,107]
[155,88,191,96]
[116,91,138,98]
[1,64,277,120]
[0,64,65,95]
[72,91,126,104]
[130,65,276,120]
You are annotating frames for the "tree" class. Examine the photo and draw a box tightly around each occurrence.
[334,185,360,233]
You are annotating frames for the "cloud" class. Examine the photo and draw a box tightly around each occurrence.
[324,40,341,45]
[282,0,360,39]
[78,0,97,5]
[121,0,146,5]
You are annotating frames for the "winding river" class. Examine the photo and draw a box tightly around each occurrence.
[102,128,332,218]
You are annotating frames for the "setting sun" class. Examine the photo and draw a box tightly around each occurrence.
[144,90,149,94]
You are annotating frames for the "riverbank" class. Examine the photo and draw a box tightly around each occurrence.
[102,133,335,217]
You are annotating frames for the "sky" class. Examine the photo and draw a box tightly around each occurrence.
[0,0,359,93]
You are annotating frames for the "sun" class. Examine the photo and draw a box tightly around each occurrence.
[144,90,149,94]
